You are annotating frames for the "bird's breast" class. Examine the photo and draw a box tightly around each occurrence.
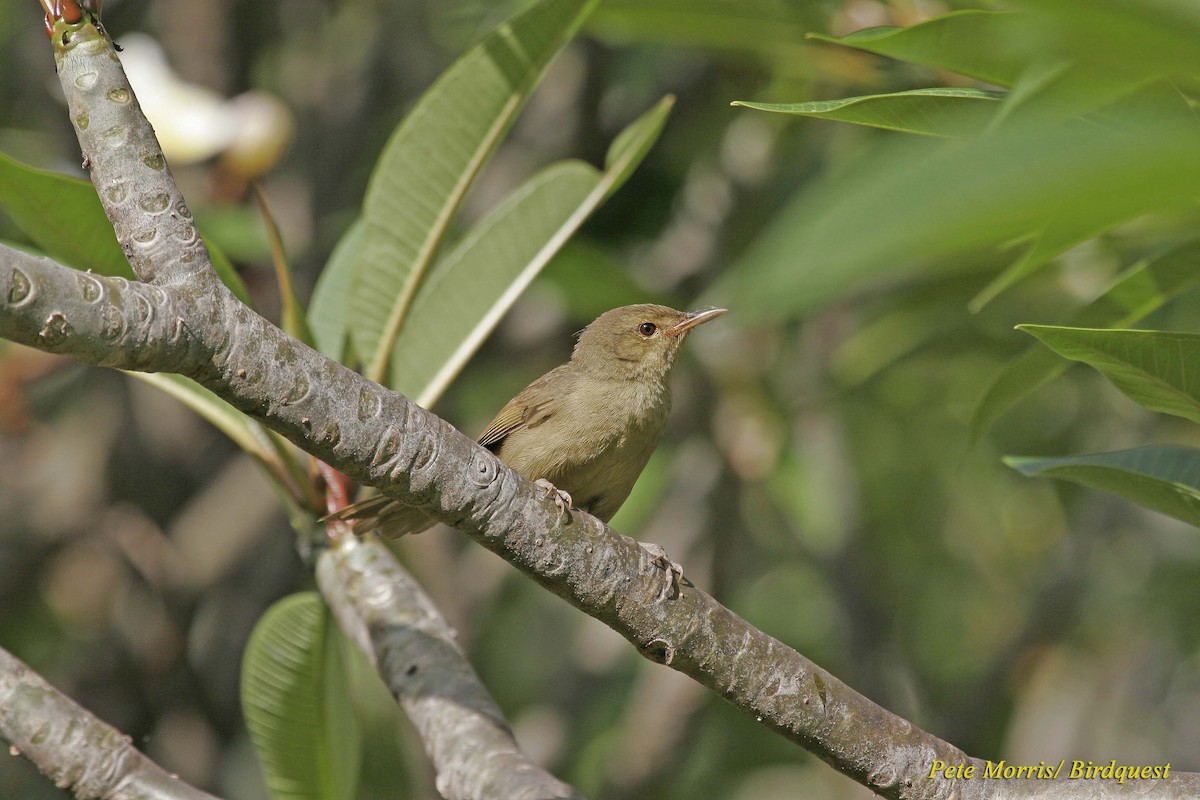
[497,378,670,521]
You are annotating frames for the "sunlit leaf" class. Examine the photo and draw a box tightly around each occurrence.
[1019,325,1200,425]
[1006,445,1200,527]
[391,97,673,407]
[350,0,597,384]
[309,218,363,363]
[242,593,360,800]
[733,88,1003,138]
[971,240,1200,437]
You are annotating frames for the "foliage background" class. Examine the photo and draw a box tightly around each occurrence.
[1,0,1199,798]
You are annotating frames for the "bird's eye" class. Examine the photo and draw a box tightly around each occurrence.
[639,322,657,336]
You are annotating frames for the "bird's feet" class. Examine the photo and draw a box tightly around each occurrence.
[640,542,684,600]
[535,478,573,524]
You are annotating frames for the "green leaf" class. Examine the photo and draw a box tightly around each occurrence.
[1019,325,1200,425]
[256,187,314,346]
[0,150,131,278]
[309,218,363,364]
[242,593,360,800]
[0,150,253,305]
[390,96,673,407]
[727,109,1200,318]
[1005,445,1200,527]
[971,240,1200,437]
[1016,0,1200,82]
[733,88,1004,138]
[350,0,597,384]
[808,11,1031,87]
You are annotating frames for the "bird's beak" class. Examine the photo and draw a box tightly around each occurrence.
[667,307,727,336]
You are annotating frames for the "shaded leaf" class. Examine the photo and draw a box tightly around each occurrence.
[972,240,1200,437]
[391,96,673,407]
[0,150,131,277]
[255,187,314,346]
[1020,325,1200,425]
[734,88,1003,138]
[350,0,597,384]
[727,110,1200,318]
[0,150,253,304]
[809,11,1031,87]
[1006,445,1200,527]
[242,593,360,800]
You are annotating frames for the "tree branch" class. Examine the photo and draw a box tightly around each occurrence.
[317,535,582,800]
[1,12,1194,800]
[0,646,223,800]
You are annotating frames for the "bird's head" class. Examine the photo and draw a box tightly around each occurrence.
[571,304,726,383]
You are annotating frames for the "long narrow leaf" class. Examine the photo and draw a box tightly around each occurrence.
[726,110,1200,318]
[1020,325,1200,425]
[971,240,1200,437]
[808,11,1030,87]
[350,0,597,385]
[1006,445,1200,527]
[242,593,360,800]
[391,96,673,407]
[733,88,1003,138]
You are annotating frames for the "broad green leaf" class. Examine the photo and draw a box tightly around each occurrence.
[392,96,673,407]
[1006,445,1200,527]
[350,0,597,384]
[733,88,1003,138]
[808,11,1031,87]
[727,109,1200,317]
[0,150,253,304]
[0,150,130,277]
[1020,325,1200,425]
[309,218,363,363]
[242,593,360,800]
[971,240,1200,437]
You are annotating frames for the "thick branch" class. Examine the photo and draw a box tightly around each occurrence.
[317,537,582,800]
[0,646,223,800]
[2,14,1193,800]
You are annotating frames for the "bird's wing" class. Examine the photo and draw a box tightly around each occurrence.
[476,366,570,452]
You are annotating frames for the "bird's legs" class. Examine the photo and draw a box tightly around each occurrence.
[639,542,684,600]
[535,478,573,523]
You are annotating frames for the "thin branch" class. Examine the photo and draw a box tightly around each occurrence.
[0,12,1194,800]
[0,646,223,800]
[317,535,583,800]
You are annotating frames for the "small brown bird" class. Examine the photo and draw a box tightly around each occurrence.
[327,304,725,543]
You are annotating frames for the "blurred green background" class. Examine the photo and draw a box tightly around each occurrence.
[2,0,1199,798]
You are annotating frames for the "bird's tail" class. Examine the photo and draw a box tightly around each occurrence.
[321,494,437,539]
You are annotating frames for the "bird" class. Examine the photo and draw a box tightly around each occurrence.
[325,303,725,560]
